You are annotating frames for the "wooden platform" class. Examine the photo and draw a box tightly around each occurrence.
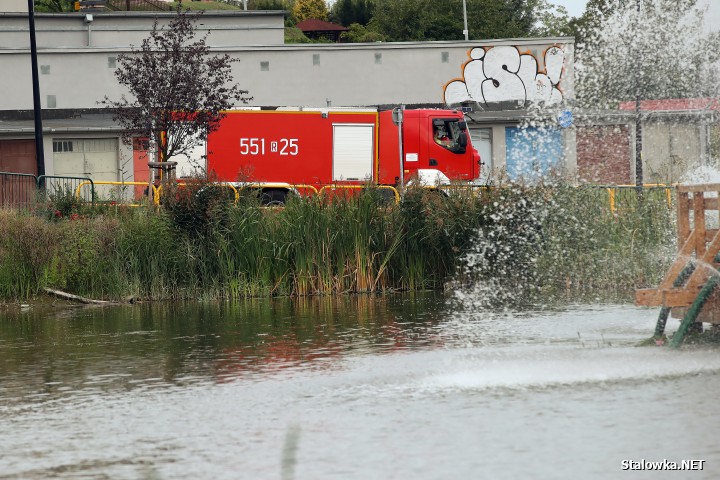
[635,184,720,324]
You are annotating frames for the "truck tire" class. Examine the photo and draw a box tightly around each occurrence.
[260,188,288,206]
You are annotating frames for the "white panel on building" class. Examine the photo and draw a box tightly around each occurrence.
[53,138,119,199]
[332,124,374,181]
[470,127,493,178]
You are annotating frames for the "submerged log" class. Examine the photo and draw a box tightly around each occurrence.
[43,288,110,305]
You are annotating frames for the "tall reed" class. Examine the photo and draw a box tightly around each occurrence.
[0,183,676,305]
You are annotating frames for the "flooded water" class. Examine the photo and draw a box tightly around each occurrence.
[1,294,719,479]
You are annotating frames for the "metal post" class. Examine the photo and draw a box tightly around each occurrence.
[462,0,469,40]
[634,0,643,193]
[398,105,405,192]
[27,0,45,178]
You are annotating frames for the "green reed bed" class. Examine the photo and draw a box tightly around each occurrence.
[0,184,676,304]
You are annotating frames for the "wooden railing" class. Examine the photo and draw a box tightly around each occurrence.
[636,183,720,323]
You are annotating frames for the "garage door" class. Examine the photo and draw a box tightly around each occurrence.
[53,138,119,199]
[0,140,37,206]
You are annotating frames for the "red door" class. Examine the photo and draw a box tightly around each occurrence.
[0,140,37,206]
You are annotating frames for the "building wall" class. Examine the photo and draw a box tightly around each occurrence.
[643,122,703,184]
[2,1,26,13]
[0,11,285,48]
[0,13,573,110]
[576,125,632,184]
[0,39,574,111]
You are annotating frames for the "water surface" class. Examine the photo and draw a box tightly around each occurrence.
[1,295,718,479]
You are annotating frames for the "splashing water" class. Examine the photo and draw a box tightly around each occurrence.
[680,164,720,185]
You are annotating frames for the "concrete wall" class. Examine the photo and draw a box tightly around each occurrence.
[1,0,26,13]
[0,38,574,111]
[0,11,285,48]
[643,122,703,184]
[0,13,573,110]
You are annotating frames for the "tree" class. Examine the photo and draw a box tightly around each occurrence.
[529,0,571,37]
[101,9,252,166]
[366,0,541,42]
[574,0,720,108]
[341,22,385,43]
[330,0,374,27]
[34,0,75,11]
[293,0,329,22]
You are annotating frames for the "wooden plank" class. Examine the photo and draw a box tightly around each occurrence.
[636,287,704,308]
[677,191,690,249]
[694,192,706,258]
[678,183,720,193]
[687,231,720,286]
[661,287,704,307]
[636,288,662,306]
[657,230,696,290]
[684,229,720,292]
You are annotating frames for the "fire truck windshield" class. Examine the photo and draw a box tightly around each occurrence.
[432,119,467,154]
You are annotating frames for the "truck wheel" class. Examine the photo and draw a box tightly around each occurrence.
[260,188,288,206]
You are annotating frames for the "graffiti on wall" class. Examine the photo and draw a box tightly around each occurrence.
[444,45,565,107]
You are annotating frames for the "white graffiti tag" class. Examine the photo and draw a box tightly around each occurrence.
[444,45,565,107]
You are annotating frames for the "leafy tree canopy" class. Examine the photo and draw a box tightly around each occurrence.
[341,22,385,42]
[573,0,720,108]
[293,0,329,22]
[329,0,374,27]
[34,0,75,12]
[101,8,252,164]
[366,0,548,42]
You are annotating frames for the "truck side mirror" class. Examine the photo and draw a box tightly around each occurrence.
[458,131,468,147]
[458,120,467,131]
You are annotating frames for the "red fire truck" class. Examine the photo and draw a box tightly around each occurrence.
[184,107,481,203]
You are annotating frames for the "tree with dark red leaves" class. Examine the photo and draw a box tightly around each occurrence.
[102,8,252,167]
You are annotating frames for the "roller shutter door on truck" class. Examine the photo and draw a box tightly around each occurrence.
[332,124,374,181]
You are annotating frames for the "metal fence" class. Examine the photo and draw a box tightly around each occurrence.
[0,172,95,209]
[0,172,38,208]
[39,175,95,204]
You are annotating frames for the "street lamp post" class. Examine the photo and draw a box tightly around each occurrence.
[462,0,469,40]
[27,0,45,177]
[634,0,643,192]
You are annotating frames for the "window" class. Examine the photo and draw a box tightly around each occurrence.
[53,140,74,153]
[441,52,449,63]
[432,118,467,154]
[260,61,270,71]
[313,54,320,66]
[41,65,50,75]
[47,95,56,108]
[108,56,117,68]
[374,52,382,64]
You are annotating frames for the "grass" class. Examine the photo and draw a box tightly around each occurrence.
[0,183,677,306]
